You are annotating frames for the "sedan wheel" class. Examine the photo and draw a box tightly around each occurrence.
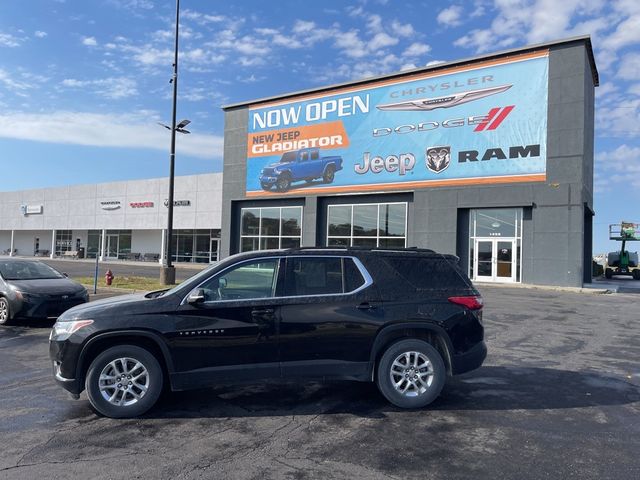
[0,297,11,325]
[376,339,445,408]
[86,345,163,418]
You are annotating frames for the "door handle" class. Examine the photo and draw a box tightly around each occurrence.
[252,308,274,316]
[356,302,377,311]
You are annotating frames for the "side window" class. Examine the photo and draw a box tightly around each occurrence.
[300,151,309,162]
[198,259,278,301]
[310,149,319,160]
[344,258,366,292]
[285,257,343,296]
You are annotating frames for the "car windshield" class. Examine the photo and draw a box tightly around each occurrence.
[280,151,296,163]
[0,260,65,280]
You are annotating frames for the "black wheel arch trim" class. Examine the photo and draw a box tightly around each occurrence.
[368,322,454,380]
[76,329,175,381]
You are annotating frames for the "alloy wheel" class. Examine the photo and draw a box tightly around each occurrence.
[389,351,434,397]
[98,357,150,407]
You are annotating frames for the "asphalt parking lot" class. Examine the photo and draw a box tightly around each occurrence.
[0,286,638,479]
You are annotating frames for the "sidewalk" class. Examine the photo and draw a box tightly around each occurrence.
[586,276,640,294]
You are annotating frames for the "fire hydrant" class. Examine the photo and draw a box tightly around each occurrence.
[105,269,114,286]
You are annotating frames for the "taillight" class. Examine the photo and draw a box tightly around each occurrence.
[448,295,483,310]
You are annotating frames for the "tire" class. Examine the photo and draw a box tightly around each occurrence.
[605,268,613,279]
[0,297,11,326]
[276,174,291,192]
[261,182,272,191]
[322,165,336,184]
[633,270,640,280]
[85,344,163,418]
[376,339,446,409]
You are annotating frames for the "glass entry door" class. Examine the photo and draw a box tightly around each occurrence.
[474,239,516,282]
[106,234,119,259]
[210,238,220,263]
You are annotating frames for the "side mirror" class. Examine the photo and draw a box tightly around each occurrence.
[187,288,205,304]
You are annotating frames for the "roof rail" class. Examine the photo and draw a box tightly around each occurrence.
[286,246,437,253]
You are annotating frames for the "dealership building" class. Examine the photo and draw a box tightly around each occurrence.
[0,36,597,287]
[220,36,597,287]
[0,174,222,263]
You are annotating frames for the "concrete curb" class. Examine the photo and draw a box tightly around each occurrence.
[475,282,612,295]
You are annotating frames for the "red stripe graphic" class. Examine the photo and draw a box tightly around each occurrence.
[487,105,515,130]
[474,107,501,132]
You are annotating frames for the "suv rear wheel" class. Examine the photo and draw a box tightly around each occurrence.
[85,344,163,418]
[376,339,445,409]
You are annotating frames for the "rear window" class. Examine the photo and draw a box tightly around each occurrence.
[381,256,467,290]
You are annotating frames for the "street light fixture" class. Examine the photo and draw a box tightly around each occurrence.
[159,0,186,286]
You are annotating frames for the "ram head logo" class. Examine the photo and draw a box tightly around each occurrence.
[426,146,451,174]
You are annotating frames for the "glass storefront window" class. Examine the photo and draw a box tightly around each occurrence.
[353,205,378,237]
[240,206,303,253]
[327,202,407,248]
[328,206,351,237]
[474,209,519,237]
[171,229,218,263]
[55,230,73,256]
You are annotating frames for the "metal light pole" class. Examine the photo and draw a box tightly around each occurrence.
[160,0,182,286]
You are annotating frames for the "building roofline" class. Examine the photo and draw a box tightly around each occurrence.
[222,35,598,110]
[0,172,223,195]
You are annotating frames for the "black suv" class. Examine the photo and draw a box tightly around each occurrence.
[50,247,486,418]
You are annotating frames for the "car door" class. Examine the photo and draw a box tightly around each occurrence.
[169,257,284,388]
[278,255,382,380]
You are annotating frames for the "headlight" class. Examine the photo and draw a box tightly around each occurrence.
[50,319,94,341]
[15,291,42,300]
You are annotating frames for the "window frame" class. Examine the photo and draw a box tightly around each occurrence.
[182,255,372,305]
[240,206,303,253]
[326,202,408,248]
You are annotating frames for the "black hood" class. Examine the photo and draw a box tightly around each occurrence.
[58,292,176,321]
[9,278,85,295]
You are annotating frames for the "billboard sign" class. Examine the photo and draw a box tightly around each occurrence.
[246,50,549,197]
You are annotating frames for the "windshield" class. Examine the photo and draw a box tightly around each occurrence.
[0,260,65,281]
[280,151,296,163]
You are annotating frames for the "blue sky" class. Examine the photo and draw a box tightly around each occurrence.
[1,0,639,253]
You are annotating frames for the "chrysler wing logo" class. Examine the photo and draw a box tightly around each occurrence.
[377,84,512,111]
[426,146,451,173]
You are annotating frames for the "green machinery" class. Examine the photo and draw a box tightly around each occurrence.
[605,222,640,280]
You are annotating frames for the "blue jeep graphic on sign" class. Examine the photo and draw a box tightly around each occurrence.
[259,147,343,192]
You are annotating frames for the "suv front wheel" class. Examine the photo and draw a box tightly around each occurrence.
[85,344,163,418]
[376,339,445,409]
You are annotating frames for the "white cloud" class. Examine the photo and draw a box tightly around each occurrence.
[0,111,222,159]
[403,42,432,58]
[368,32,399,50]
[595,144,640,190]
[61,77,138,99]
[0,69,34,93]
[437,6,464,27]
[391,20,415,38]
[426,60,447,66]
[617,52,640,80]
[0,32,21,47]
[34,31,47,38]
[82,36,98,46]
[454,0,609,54]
